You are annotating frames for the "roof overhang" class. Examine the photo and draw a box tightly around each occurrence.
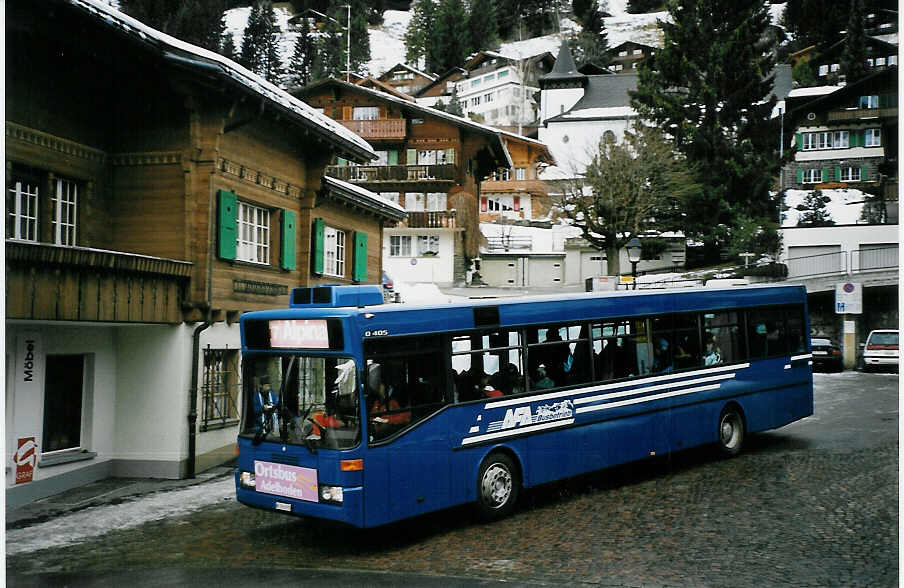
[321,176,408,222]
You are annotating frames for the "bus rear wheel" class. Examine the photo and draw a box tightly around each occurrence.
[476,453,520,520]
[717,405,745,456]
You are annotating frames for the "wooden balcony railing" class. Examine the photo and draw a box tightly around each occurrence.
[404,210,457,228]
[338,118,406,139]
[325,164,456,183]
[6,241,191,323]
[828,107,897,121]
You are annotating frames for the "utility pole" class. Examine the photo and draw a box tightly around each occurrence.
[344,4,350,82]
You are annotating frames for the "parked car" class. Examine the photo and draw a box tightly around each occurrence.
[381,270,394,291]
[809,338,843,372]
[861,329,899,372]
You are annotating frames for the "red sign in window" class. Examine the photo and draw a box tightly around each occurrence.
[14,437,37,484]
[269,320,329,349]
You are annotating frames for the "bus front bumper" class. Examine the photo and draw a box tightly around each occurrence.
[235,471,364,527]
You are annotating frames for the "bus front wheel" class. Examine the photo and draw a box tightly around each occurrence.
[717,405,745,456]
[476,452,520,520]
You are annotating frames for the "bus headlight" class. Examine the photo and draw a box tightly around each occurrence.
[319,485,343,504]
[239,471,256,489]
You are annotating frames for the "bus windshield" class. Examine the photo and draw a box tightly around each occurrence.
[241,354,360,450]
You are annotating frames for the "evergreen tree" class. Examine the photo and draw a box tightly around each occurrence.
[631,0,786,262]
[312,1,371,80]
[288,16,315,88]
[433,0,470,73]
[120,0,228,53]
[405,0,437,71]
[796,190,835,226]
[572,0,593,22]
[792,59,818,87]
[346,0,372,76]
[467,0,500,54]
[570,0,609,68]
[239,1,282,83]
[221,28,237,61]
[840,0,869,84]
[446,84,465,116]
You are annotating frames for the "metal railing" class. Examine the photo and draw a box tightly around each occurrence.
[485,235,533,251]
[787,245,898,277]
[405,210,456,228]
[325,164,456,183]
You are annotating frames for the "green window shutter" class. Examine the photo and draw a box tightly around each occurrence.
[851,130,861,147]
[796,168,803,183]
[445,148,455,164]
[406,148,417,165]
[217,190,237,260]
[280,210,296,270]
[822,168,831,182]
[835,166,842,181]
[337,157,348,167]
[860,166,868,181]
[311,218,325,274]
[352,231,368,282]
[387,150,398,165]
[795,133,803,148]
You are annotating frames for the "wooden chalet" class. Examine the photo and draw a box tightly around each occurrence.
[6,0,405,507]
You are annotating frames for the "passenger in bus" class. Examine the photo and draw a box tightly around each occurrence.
[653,337,673,373]
[703,334,722,366]
[366,365,411,433]
[533,364,555,389]
[252,377,279,431]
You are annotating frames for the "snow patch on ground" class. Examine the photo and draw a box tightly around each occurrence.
[6,478,235,556]
[782,189,868,227]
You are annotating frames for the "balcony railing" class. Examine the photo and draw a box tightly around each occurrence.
[486,235,532,251]
[325,164,456,183]
[787,246,898,278]
[6,241,191,323]
[828,107,897,121]
[338,118,406,139]
[404,210,456,228]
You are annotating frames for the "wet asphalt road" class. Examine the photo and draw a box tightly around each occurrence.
[6,372,899,587]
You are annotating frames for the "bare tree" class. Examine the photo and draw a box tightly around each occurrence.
[558,123,699,275]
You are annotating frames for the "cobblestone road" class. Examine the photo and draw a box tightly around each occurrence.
[7,373,899,587]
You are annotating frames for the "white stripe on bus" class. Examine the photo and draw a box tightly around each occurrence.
[574,372,736,407]
[574,383,723,415]
[483,363,750,410]
[791,354,813,361]
[461,418,576,446]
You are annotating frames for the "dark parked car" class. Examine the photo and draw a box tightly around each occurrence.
[810,338,843,372]
[381,270,393,291]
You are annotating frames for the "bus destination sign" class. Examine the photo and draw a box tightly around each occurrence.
[269,319,330,349]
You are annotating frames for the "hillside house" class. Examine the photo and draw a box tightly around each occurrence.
[376,63,437,96]
[607,41,656,74]
[295,79,514,285]
[6,0,405,507]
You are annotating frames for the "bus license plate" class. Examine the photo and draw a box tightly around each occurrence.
[275,502,292,512]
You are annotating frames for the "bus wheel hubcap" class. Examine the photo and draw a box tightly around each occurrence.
[482,464,512,508]
[721,416,738,447]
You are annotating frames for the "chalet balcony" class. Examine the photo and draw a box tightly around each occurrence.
[481,178,548,194]
[338,118,406,140]
[403,210,457,228]
[828,107,898,121]
[325,164,456,184]
[6,241,192,324]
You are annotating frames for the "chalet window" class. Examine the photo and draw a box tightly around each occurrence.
[801,168,823,184]
[615,64,624,71]
[859,95,879,109]
[7,170,40,242]
[493,168,511,181]
[876,57,886,66]
[323,225,346,277]
[471,96,481,106]
[379,192,400,205]
[52,177,78,246]
[417,235,440,255]
[352,106,379,120]
[390,235,411,256]
[426,192,447,211]
[416,149,454,165]
[833,131,849,148]
[472,79,481,87]
[484,92,494,103]
[497,70,508,79]
[830,63,840,72]
[237,201,270,264]
[404,192,425,211]
[840,167,862,182]
[201,348,239,430]
[619,50,628,56]
[487,195,513,211]
[890,55,898,66]
[818,64,828,76]
[864,128,881,146]
[514,167,526,180]
[633,49,643,55]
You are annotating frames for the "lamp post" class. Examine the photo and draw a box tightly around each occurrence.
[299,6,351,82]
[626,237,642,291]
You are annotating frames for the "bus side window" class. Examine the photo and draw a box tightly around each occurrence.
[746,308,786,359]
[703,311,745,365]
[786,306,806,354]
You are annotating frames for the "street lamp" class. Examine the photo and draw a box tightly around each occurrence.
[625,237,642,291]
[295,6,351,82]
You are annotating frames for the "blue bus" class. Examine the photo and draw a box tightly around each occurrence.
[235,283,813,527]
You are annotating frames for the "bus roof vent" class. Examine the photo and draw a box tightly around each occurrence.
[290,285,385,308]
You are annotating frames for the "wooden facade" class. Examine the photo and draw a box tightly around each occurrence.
[479,134,556,222]
[6,1,401,326]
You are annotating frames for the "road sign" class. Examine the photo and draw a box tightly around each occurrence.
[835,281,862,314]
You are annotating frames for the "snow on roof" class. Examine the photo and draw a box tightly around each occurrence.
[558,106,637,120]
[788,85,841,98]
[781,189,868,227]
[70,0,374,157]
[322,176,406,217]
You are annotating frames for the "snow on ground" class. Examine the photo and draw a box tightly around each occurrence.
[6,478,235,555]
[224,5,298,69]
[367,10,412,77]
[392,281,467,304]
[782,189,868,227]
[480,221,583,253]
